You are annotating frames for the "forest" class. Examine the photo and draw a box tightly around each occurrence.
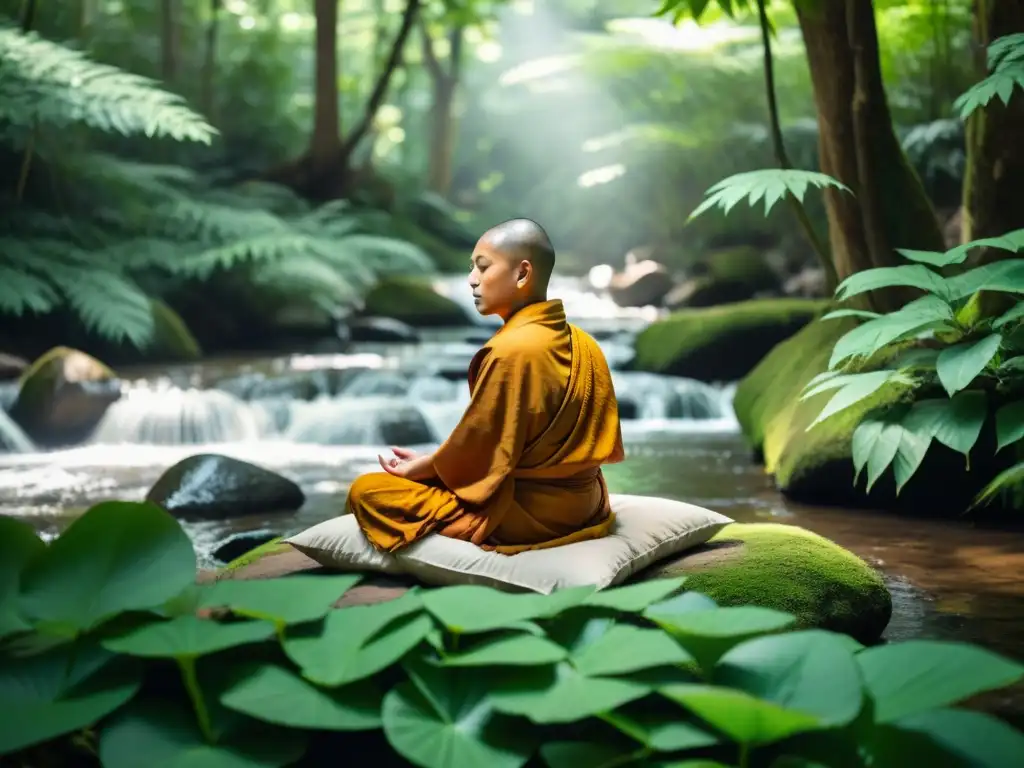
[3,0,1024,766]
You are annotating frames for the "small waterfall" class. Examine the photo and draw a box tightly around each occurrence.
[612,372,736,424]
[284,396,439,446]
[90,384,271,445]
[0,408,34,453]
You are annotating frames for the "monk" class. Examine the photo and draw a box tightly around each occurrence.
[346,218,625,554]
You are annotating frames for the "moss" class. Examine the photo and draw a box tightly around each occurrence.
[706,247,778,289]
[220,537,291,573]
[631,298,827,382]
[362,276,468,327]
[149,300,202,361]
[648,522,892,643]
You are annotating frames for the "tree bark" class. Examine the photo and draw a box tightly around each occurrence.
[795,0,945,310]
[200,0,222,120]
[310,0,342,164]
[160,0,179,84]
[421,21,464,197]
[961,0,1024,245]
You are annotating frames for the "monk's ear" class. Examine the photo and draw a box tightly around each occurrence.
[516,260,532,287]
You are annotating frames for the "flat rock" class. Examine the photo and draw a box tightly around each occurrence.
[147,453,305,521]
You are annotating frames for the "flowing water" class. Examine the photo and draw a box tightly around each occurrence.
[2,276,1023,714]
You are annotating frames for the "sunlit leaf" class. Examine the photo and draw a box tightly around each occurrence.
[935,334,1002,396]
[200,574,362,626]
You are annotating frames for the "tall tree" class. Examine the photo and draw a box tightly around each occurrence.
[420,18,465,196]
[960,0,1024,245]
[794,0,945,308]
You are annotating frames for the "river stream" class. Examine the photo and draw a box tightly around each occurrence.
[2,276,1023,715]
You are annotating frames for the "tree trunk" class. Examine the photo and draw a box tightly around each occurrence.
[310,0,342,164]
[421,23,464,197]
[200,0,222,120]
[961,0,1024,245]
[160,0,179,84]
[795,0,945,310]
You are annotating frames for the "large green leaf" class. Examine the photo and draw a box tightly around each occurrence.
[891,422,933,494]
[857,640,1024,723]
[200,574,362,626]
[642,606,796,671]
[901,392,988,458]
[995,401,1024,451]
[570,623,693,677]
[660,684,823,745]
[851,415,903,491]
[935,334,1002,396]
[806,370,912,428]
[583,577,688,612]
[870,707,1024,768]
[382,658,534,768]
[440,632,568,667]
[421,585,594,634]
[946,259,1024,300]
[714,630,864,728]
[0,643,142,754]
[0,516,45,638]
[102,616,275,658]
[283,592,432,686]
[828,296,953,370]
[99,697,307,768]
[218,662,383,730]
[643,591,719,617]
[18,501,196,635]
[602,701,720,752]
[487,661,651,724]
[834,265,951,303]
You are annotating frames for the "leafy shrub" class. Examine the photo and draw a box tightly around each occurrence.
[0,23,433,349]
[954,32,1024,119]
[1,500,1023,767]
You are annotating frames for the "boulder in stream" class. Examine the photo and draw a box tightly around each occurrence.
[631,298,826,382]
[147,453,305,520]
[203,521,891,643]
[0,352,27,381]
[360,275,469,327]
[9,346,121,447]
[213,529,281,564]
[348,316,420,343]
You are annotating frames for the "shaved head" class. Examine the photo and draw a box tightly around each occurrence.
[480,218,556,289]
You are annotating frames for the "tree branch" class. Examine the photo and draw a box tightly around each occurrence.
[341,0,421,160]
[419,18,445,83]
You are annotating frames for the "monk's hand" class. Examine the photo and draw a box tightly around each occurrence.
[378,451,436,481]
[390,446,418,461]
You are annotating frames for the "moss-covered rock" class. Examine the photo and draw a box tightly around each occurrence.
[10,346,120,447]
[361,276,468,327]
[631,298,826,382]
[642,522,892,643]
[149,299,202,361]
[665,247,781,309]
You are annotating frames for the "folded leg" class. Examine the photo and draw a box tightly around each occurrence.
[346,472,467,553]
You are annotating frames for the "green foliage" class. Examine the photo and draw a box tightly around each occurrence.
[2,500,1024,767]
[687,169,851,221]
[796,227,1024,497]
[954,32,1024,120]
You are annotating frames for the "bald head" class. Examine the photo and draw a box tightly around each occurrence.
[480,218,556,290]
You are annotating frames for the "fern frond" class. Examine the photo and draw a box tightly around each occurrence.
[332,234,435,274]
[49,265,154,346]
[249,255,361,309]
[687,169,852,222]
[0,25,216,144]
[954,33,1024,119]
[0,263,59,314]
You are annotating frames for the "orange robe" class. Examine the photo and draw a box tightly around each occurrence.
[347,298,625,554]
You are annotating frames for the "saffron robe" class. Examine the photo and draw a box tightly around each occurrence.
[347,298,626,554]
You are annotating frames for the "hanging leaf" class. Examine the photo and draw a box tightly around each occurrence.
[996,401,1024,451]
[820,308,882,321]
[892,424,933,494]
[935,334,1002,396]
[834,265,951,303]
[857,640,1024,723]
[827,295,954,370]
[687,169,851,222]
[218,662,383,731]
[18,501,197,635]
[382,658,535,768]
[283,593,432,687]
[715,630,864,729]
[806,370,913,429]
[901,392,988,459]
[0,643,142,754]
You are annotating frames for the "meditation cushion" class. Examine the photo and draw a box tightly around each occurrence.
[285,493,733,594]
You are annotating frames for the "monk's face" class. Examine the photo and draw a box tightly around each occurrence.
[468,236,530,319]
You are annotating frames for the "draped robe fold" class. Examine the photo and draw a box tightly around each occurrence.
[347,298,625,554]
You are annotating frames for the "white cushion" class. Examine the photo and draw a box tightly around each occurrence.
[285,493,733,594]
